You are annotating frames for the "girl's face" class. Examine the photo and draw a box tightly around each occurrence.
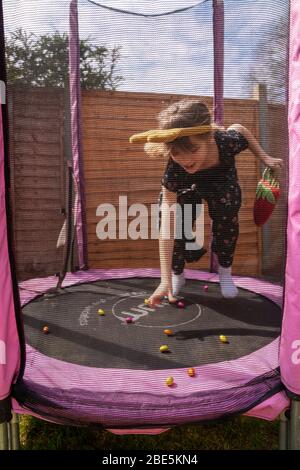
[170,135,210,173]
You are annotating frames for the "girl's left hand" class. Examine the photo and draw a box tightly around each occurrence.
[261,154,284,172]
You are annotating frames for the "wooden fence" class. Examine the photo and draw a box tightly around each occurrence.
[8,86,66,280]
[82,90,286,277]
[8,87,288,280]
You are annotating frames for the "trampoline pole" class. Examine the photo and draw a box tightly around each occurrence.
[289,400,300,450]
[0,422,9,450]
[10,413,20,450]
[279,411,288,450]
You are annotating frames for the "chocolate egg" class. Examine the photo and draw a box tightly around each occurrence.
[219,335,228,343]
[166,376,174,386]
[187,367,195,377]
[164,329,174,336]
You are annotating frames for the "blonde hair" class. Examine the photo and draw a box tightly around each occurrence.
[144,98,224,159]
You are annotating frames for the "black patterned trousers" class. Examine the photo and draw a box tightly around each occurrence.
[158,182,241,274]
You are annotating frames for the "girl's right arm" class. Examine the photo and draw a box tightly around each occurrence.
[148,187,178,306]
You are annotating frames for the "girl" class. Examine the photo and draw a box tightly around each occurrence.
[130,99,283,305]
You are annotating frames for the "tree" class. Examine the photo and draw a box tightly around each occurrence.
[5,28,124,90]
[242,19,288,104]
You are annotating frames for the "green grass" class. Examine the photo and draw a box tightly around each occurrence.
[19,415,279,450]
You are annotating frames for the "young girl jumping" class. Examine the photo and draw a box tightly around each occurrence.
[130,99,283,305]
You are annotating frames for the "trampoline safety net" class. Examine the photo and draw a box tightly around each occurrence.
[1,0,299,433]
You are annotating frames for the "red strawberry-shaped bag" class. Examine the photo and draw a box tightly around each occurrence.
[253,167,280,226]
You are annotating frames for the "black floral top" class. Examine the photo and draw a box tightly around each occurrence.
[161,129,249,197]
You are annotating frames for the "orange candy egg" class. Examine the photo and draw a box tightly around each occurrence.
[187,368,195,377]
[164,329,174,336]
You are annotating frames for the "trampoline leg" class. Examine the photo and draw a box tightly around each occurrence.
[0,422,9,450]
[279,411,288,450]
[289,400,300,450]
[9,413,20,450]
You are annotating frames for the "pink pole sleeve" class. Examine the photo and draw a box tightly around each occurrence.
[0,91,20,401]
[280,0,300,395]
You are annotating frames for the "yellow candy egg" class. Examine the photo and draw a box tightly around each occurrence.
[98,309,105,316]
[160,345,169,353]
[164,329,173,336]
[187,367,195,377]
[166,376,174,387]
[219,335,228,343]
[144,298,150,305]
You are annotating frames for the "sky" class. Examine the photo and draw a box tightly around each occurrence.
[3,0,289,100]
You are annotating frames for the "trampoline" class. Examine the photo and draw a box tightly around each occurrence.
[0,0,300,451]
[14,268,283,428]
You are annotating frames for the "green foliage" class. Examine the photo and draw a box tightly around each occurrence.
[243,18,288,104]
[5,28,124,90]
